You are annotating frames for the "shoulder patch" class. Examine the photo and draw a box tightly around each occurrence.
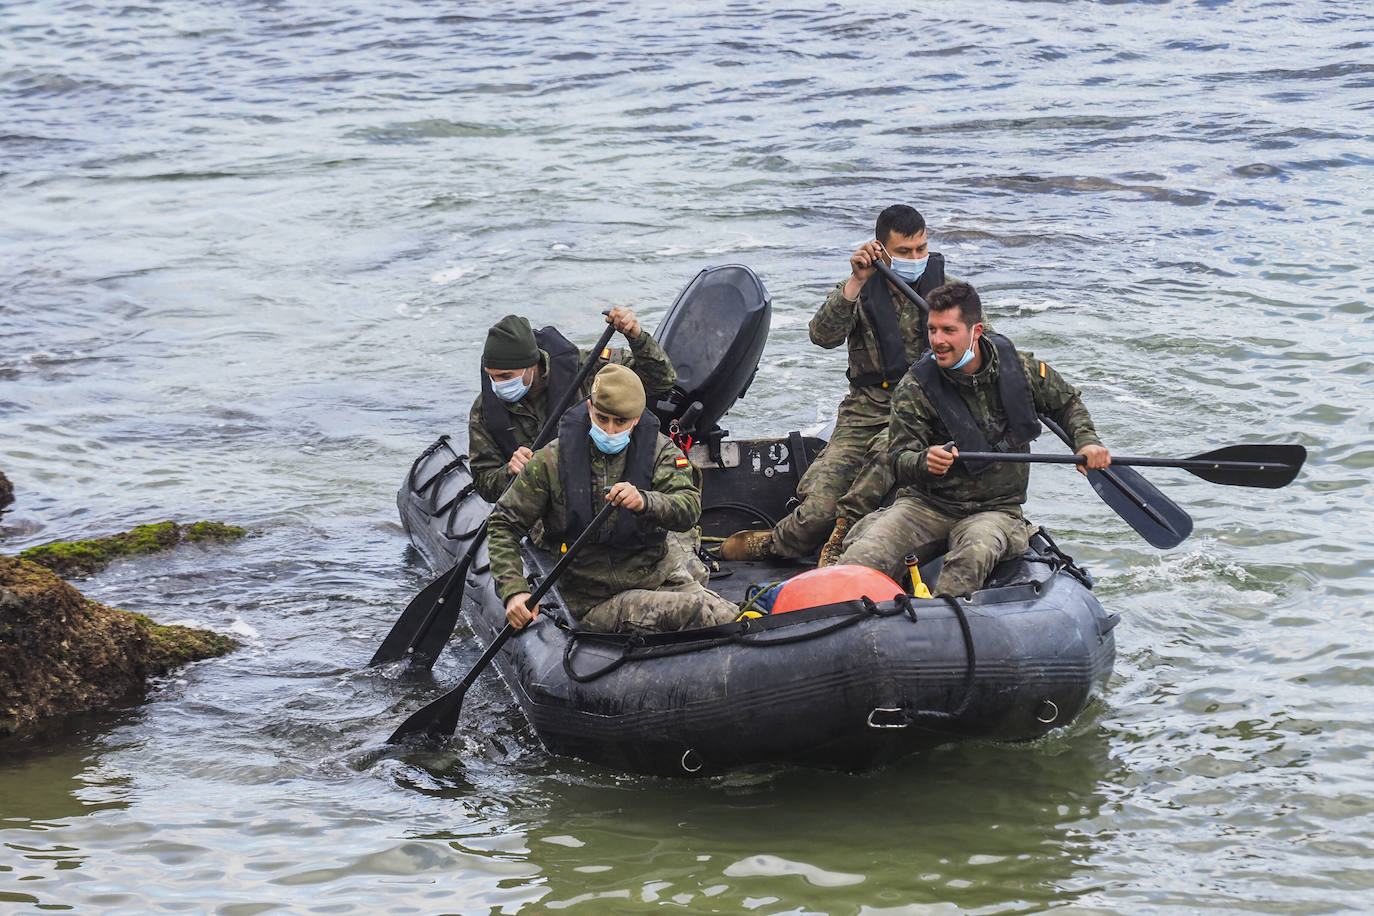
[1038,361,1048,379]
[673,455,689,468]
[600,347,611,360]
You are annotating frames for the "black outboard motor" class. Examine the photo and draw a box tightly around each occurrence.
[651,265,771,463]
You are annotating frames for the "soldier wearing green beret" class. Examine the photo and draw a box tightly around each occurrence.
[469,308,677,504]
[834,282,1112,597]
[489,365,740,634]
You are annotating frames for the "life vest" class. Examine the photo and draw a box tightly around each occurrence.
[909,332,1041,472]
[479,327,580,459]
[554,401,664,550]
[847,252,946,389]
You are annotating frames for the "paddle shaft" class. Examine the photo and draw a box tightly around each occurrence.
[387,497,620,742]
[370,318,619,668]
[957,452,1278,472]
[954,441,1304,489]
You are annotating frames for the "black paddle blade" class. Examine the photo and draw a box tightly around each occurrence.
[369,548,475,669]
[369,567,454,667]
[1086,465,1194,549]
[387,623,516,744]
[1183,444,1306,489]
[387,685,466,744]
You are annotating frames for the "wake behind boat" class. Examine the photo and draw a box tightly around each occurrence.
[389,265,1118,776]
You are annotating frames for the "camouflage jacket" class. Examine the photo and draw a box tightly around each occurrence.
[467,331,677,502]
[889,338,1102,516]
[487,433,699,617]
[808,271,964,428]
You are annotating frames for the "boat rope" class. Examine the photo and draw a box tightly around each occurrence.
[900,595,978,724]
[559,594,916,683]
[407,434,454,493]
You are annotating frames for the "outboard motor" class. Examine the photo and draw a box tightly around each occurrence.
[652,264,770,463]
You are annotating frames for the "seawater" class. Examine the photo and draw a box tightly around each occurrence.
[2,1,1372,913]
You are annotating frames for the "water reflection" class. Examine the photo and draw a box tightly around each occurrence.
[392,721,1118,914]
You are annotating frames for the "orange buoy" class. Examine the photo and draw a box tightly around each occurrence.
[771,565,906,614]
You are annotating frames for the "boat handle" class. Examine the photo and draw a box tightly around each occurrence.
[1036,699,1059,724]
[680,749,704,773]
[867,707,909,729]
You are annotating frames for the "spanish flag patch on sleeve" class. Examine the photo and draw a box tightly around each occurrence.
[674,455,689,468]
[600,347,611,360]
[1038,361,1048,379]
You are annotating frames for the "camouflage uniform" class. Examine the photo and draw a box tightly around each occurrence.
[771,274,960,556]
[488,432,738,633]
[836,338,1102,597]
[468,332,677,503]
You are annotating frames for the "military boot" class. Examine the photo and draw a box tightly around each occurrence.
[816,517,850,568]
[719,528,775,562]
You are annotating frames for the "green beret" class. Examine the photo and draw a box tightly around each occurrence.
[482,315,539,369]
[590,364,645,419]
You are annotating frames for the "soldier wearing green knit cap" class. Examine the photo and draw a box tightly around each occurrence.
[469,308,677,504]
[487,364,740,634]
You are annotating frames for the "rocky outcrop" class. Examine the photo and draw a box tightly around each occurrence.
[0,470,12,512]
[18,520,246,578]
[1,555,238,736]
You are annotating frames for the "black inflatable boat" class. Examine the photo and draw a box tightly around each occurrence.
[394,265,1118,776]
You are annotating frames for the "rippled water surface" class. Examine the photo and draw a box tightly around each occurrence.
[3,1,1372,913]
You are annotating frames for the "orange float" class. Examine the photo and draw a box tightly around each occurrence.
[771,565,906,614]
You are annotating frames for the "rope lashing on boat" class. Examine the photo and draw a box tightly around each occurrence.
[1030,526,1094,589]
[434,480,477,518]
[559,594,917,683]
[896,595,978,725]
[407,434,453,492]
[442,483,482,540]
[699,501,778,530]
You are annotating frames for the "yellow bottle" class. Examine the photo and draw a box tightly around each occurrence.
[904,554,933,599]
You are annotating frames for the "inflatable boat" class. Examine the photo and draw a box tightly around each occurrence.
[394,265,1118,776]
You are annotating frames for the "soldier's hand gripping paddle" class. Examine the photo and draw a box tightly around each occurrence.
[869,258,1196,549]
[369,317,618,669]
[386,497,618,743]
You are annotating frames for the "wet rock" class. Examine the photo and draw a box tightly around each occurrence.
[18,520,247,578]
[0,470,12,512]
[0,555,238,736]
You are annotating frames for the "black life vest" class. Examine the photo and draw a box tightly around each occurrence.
[555,400,663,550]
[479,327,580,460]
[909,332,1041,472]
[848,252,946,389]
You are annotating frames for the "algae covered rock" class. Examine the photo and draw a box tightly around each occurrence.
[18,520,246,578]
[0,555,238,736]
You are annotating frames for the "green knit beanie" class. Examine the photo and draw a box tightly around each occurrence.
[482,315,539,369]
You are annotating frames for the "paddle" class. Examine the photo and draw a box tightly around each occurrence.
[870,258,1194,548]
[387,497,618,743]
[952,443,1306,489]
[370,317,619,669]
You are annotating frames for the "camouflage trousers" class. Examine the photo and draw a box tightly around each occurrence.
[771,423,893,557]
[578,563,739,633]
[667,528,710,586]
[835,495,1033,597]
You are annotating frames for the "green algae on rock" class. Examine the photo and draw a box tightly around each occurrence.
[0,555,238,736]
[17,520,247,578]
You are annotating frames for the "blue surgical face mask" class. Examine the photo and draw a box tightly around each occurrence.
[889,255,928,282]
[950,333,977,371]
[490,371,530,403]
[589,423,631,454]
